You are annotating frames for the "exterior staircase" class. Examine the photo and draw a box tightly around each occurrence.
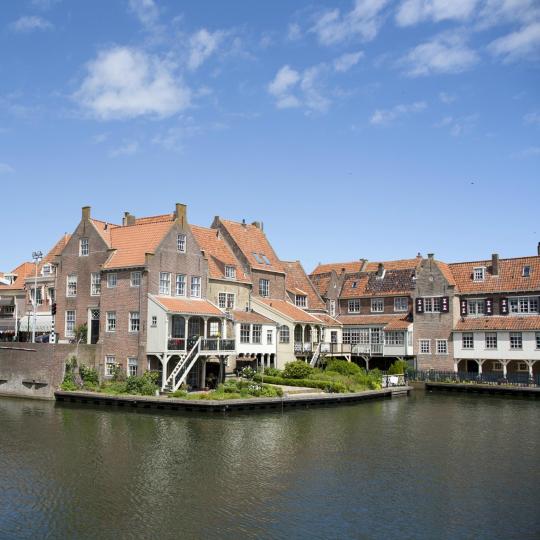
[164,338,202,392]
[310,342,323,367]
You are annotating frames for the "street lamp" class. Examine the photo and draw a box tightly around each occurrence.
[31,250,43,343]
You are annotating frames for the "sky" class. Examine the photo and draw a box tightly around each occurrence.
[1,0,539,274]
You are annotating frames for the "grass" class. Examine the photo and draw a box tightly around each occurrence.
[168,380,284,400]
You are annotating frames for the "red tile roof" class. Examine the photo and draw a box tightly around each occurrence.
[337,314,411,329]
[309,272,333,297]
[232,310,275,324]
[313,313,342,326]
[134,214,175,225]
[0,262,34,291]
[341,269,415,298]
[257,298,323,324]
[363,257,422,272]
[219,219,284,273]
[152,296,223,316]
[449,256,540,294]
[37,233,71,273]
[191,225,250,283]
[455,316,540,331]
[282,260,326,310]
[311,261,365,275]
[90,219,118,247]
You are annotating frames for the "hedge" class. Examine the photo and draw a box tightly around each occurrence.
[253,374,347,393]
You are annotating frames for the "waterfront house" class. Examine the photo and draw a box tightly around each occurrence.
[0,262,33,340]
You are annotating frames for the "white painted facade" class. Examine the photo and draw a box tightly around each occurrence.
[235,321,277,357]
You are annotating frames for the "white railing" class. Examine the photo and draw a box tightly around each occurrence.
[310,342,322,367]
[164,337,201,392]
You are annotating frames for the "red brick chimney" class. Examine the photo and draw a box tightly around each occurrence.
[492,253,499,276]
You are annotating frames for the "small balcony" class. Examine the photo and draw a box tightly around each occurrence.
[167,337,236,354]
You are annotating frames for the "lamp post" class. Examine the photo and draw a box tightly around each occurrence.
[31,251,43,343]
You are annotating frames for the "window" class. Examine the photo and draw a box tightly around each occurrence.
[225,265,236,279]
[218,292,234,310]
[177,234,186,253]
[295,295,307,308]
[48,287,55,303]
[351,281,358,289]
[252,324,262,344]
[79,238,89,256]
[130,272,141,287]
[467,299,485,316]
[209,321,220,337]
[106,311,116,332]
[30,287,43,306]
[105,356,116,377]
[175,274,186,296]
[424,297,442,313]
[261,254,271,265]
[107,273,117,288]
[394,297,408,312]
[330,300,336,317]
[240,324,250,343]
[343,328,369,345]
[259,279,269,297]
[522,265,531,277]
[473,267,485,281]
[127,358,138,377]
[436,339,448,355]
[159,272,171,295]
[371,298,384,313]
[65,310,76,337]
[279,325,290,343]
[42,264,53,276]
[66,275,77,297]
[91,273,101,296]
[348,300,360,313]
[419,339,431,354]
[267,329,273,345]
[517,362,528,372]
[492,361,503,371]
[190,276,201,298]
[509,296,539,314]
[462,333,474,349]
[536,332,540,349]
[385,331,404,346]
[129,312,140,333]
[510,332,522,349]
[252,252,264,264]
[151,316,157,327]
[485,332,498,349]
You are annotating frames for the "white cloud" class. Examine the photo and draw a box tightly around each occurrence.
[524,110,540,125]
[0,162,14,174]
[188,29,226,70]
[435,113,478,135]
[370,101,427,125]
[439,91,456,103]
[109,141,139,157]
[333,51,364,72]
[401,32,479,76]
[396,0,478,27]
[287,23,302,41]
[488,22,540,62]
[478,0,540,29]
[512,146,540,157]
[11,16,53,32]
[129,0,159,28]
[311,0,388,45]
[74,47,190,120]
[268,65,301,108]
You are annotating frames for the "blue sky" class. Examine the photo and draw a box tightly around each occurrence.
[1,0,539,273]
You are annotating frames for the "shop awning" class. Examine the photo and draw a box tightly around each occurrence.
[19,314,53,332]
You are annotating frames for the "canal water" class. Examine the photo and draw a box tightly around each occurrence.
[1,392,538,540]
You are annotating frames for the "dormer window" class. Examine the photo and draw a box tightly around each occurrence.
[351,281,358,289]
[225,265,236,279]
[41,264,53,276]
[261,254,271,265]
[473,267,485,281]
[177,234,186,253]
[523,266,531,277]
[79,238,89,256]
[295,295,307,308]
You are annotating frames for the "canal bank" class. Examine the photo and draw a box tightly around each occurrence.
[426,381,540,397]
[54,386,412,413]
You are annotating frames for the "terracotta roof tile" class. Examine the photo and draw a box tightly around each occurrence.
[337,314,411,328]
[341,269,415,298]
[282,260,326,310]
[455,316,540,331]
[232,310,275,324]
[311,261,365,275]
[309,272,332,297]
[435,260,456,287]
[0,262,34,291]
[257,298,323,324]
[152,296,223,316]
[134,214,175,224]
[449,256,540,294]
[313,313,342,326]
[219,220,284,273]
[37,233,71,272]
[90,219,119,247]
[363,257,421,272]
[191,225,250,283]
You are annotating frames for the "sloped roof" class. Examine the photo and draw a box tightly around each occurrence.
[455,316,540,331]
[309,272,333,297]
[313,313,342,326]
[103,220,175,269]
[449,256,540,294]
[37,233,71,272]
[90,219,118,247]
[219,219,284,273]
[338,314,411,329]
[232,310,275,324]
[0,262,34,291]
[435,260,456,287]
[257,298,323,324]
[134,214,174,225]
[312,261,365,275]
[363,257,421,272]
[282,260,326,310]
[191,225,250,283]
[341,269,415,298]
[152,296,223,316]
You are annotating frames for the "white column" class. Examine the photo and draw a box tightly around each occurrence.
[184,317,189,349]
[478,360,483,375]
[527,361,534,379]
[203,318,208,339]
[453,360,458,373]
[502,361,508,379]
[160,355,170,391]
[301,324,306,349]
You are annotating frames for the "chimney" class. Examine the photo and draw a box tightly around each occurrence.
[82,206,91,221]
[123,212,136,226]
[175,203,187,226]
[427,253,434,260]
[492,253,499,276]
[376,263,384,278]
[242,219,247,228]
[251,221,262,230]
[537,242,540,256]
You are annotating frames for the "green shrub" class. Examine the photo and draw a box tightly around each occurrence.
[325,359,362,376]
[282,361,314,379]
[169,389,188,398]
[261,367,281,377]
[240,366,256,380]
[101,381,128,394]
[388,360,408,375]
[125,371,159,395]
[79,365,99,385]
[253,374,347,393]
[111,364,126,382]
[60,357,79,390]
[60,379,78,391]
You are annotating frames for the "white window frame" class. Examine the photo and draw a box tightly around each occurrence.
[462,333,474,349]
[41,263,53,276]
[385,331,404,346]
[190,276,201,298]
[473,267,485,281]
[295,295,307,308]
[65,310,76,337]
[79,238,89,257]
[159,272,171,295]
[424,297,442,313]
[90,272,101,296]
[329,300,336,317]
[107,273,117,288]
[66,275,77,297]
[371,298,384,313]
[394,297,408,312]
[127,357,138,377]
[105,355,116,377]
[467,299,486,316]
[240,324,250,343]
[267,329,273,345]
[509,332,522,350]
[522,265,531,277]
[279,325,290,344]
[175,274,186,296]
[509,296,539,314]
[130,271,141,287]
[218,292,235,310]
[151,315,157,327]
[348,299,360,313]
[536,332,540,350]
[252,324,262,344]
[129,311,140,333]
[419,339,431,354]
[106,311,116,333]
[436,339,448,355]
[224,265,236,279]
[259,279,270,297]
[177,233,186,253]
[485,332,498,350]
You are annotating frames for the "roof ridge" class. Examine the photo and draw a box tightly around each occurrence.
[449,255,539,266]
